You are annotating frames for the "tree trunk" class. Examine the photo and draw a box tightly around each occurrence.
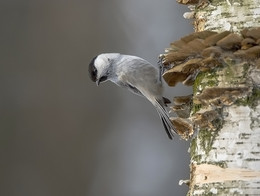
[162,0,260,195]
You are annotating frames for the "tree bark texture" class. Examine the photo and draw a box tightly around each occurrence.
[179,0,260,32]
[161,1,260,195]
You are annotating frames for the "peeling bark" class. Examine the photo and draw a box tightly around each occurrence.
[161,1,260,192]
[189,103,260,195]
[180,0,260,32]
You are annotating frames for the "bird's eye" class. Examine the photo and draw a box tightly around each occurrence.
[88,56,98,82]
[92,68,97,76]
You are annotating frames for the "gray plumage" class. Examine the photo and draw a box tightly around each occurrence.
[88,53,176,139]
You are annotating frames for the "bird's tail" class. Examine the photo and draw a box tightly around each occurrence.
[154,99,177,140]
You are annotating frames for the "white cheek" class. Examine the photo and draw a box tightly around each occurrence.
[95,58,108,76]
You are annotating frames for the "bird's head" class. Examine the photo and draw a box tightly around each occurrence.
[88,53,120,86]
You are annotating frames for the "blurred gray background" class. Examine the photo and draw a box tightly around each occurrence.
[0,1,193,196]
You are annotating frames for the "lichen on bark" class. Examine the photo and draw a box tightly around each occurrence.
[164,0,260,195]
[181,0,260,32]
[161,26,260,195]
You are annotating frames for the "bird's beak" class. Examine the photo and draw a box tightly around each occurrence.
[96,75,107,86]
[96,79,100,86]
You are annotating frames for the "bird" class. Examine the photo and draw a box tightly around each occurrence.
[88,53,177,139]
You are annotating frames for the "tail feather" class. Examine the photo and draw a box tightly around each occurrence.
[160,115,174,140]
[154,99,177,139]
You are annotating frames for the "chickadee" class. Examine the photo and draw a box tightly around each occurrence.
[88,53,177,139]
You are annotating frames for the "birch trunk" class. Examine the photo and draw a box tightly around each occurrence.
[162,0,260,195]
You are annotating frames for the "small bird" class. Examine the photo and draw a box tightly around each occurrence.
[88,53,177,139]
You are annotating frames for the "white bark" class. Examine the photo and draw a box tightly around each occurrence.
[163,0,260,195]
[191,104,260,195]
[182,0,260,195]
[184,0,260,32]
